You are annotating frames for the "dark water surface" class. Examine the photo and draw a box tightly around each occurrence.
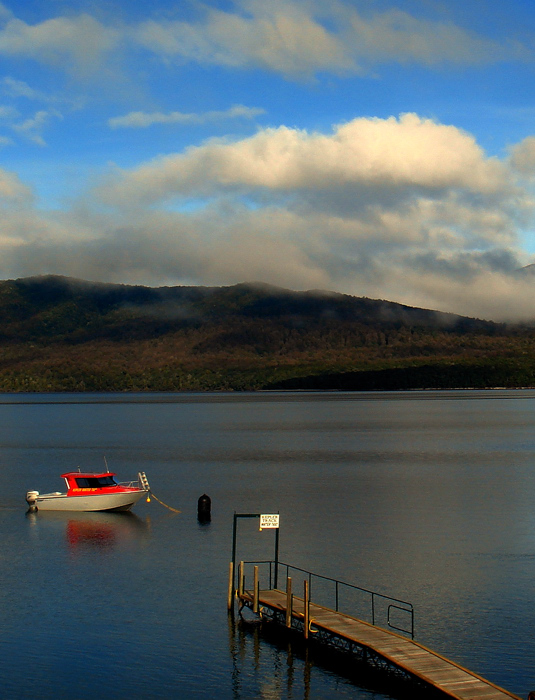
[1,390,534,699]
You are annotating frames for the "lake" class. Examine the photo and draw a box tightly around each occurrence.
[0,390,534,699]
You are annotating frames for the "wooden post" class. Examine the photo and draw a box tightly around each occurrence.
[286,576,292,628]
[238,561,244,597]
[303,579,309,640]
[274,524,280,589]
[227,561,234,610]
[253,565,259,614]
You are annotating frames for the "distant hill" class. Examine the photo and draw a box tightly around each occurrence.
[0,275,534,392]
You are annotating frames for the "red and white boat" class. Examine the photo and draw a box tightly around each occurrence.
[26,471,150,512]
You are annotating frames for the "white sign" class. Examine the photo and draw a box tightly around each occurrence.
[259,513,280,530]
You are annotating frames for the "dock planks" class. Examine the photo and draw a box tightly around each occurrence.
[239,588,521,700]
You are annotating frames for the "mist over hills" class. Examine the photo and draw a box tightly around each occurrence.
[0,274,500,336]
[0,275,534,392]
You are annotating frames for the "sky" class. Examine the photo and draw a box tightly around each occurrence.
[2,0,535,321]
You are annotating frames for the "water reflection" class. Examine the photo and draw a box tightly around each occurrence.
[6,390,535,698]
[26,511,151,551]
[227,612,439,700]
[228,613,312,700]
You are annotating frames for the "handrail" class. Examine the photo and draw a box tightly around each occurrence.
[387,604,413,636]
[240,559,414,638]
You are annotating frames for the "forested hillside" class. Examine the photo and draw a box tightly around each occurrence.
[0,275,534,392]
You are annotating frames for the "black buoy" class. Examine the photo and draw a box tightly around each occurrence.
[197,494,211,523]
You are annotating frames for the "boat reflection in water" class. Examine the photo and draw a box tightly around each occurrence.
[66,512,150,551]
[26,510,150,552]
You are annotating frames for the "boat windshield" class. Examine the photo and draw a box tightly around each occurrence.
[75,476,118,488]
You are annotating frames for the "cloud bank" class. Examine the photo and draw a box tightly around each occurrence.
[0,0,527,82]
[0,2,534,321]
[2,114,535,321]
[100,114,507,203]
[134,0,517,79]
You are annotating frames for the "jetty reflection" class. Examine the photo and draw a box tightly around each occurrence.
[228,613,312,700]
[26,510,151,551]
[227,613,436,700]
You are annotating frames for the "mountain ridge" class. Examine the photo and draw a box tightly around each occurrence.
[0,274,500,332]
[0,274,532,392]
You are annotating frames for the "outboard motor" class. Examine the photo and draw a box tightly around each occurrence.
[26,490,39,512]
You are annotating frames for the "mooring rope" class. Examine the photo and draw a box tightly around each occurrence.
[147,492,181,514]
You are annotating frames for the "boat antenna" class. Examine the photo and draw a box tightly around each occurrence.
[104,456,109,473]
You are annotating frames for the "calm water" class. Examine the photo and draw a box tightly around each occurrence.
[1,390,534,699]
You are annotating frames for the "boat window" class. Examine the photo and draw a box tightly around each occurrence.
[97,476,118,486]
[74,476,118,488]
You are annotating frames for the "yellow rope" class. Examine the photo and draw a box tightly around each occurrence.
[148,492,181,514]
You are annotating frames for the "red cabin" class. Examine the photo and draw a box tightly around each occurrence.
[61,472,137,496]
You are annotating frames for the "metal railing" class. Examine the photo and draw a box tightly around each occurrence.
[240,559,414,639]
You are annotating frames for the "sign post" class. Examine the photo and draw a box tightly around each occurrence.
[231,511,280,594]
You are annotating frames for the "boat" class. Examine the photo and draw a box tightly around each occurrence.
[26,471,150,512]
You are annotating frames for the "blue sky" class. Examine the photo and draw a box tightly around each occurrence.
[2,0,535,320]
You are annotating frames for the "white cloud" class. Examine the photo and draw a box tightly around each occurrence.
[0,13,119,75]
[135,2,352,78]
[69,113,534,320]
[509,136,535,176]
[3,200,534,321]
[1,111,535,322]
[343,7,509,68]
[0,76,87,117]
[0,167,33,203]
[2,76,47,101]
[100,114,508,206]
[0,1,527,85]
[371,263,535,321]
[134,0,521,78]
[0,3,12,22]
[109,104,265,129]
[12,109,62,146]
[0,104,18,119]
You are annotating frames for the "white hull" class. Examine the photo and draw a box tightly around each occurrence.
[34,489,146,512]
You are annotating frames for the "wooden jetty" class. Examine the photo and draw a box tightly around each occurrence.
[231,562,522,700]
